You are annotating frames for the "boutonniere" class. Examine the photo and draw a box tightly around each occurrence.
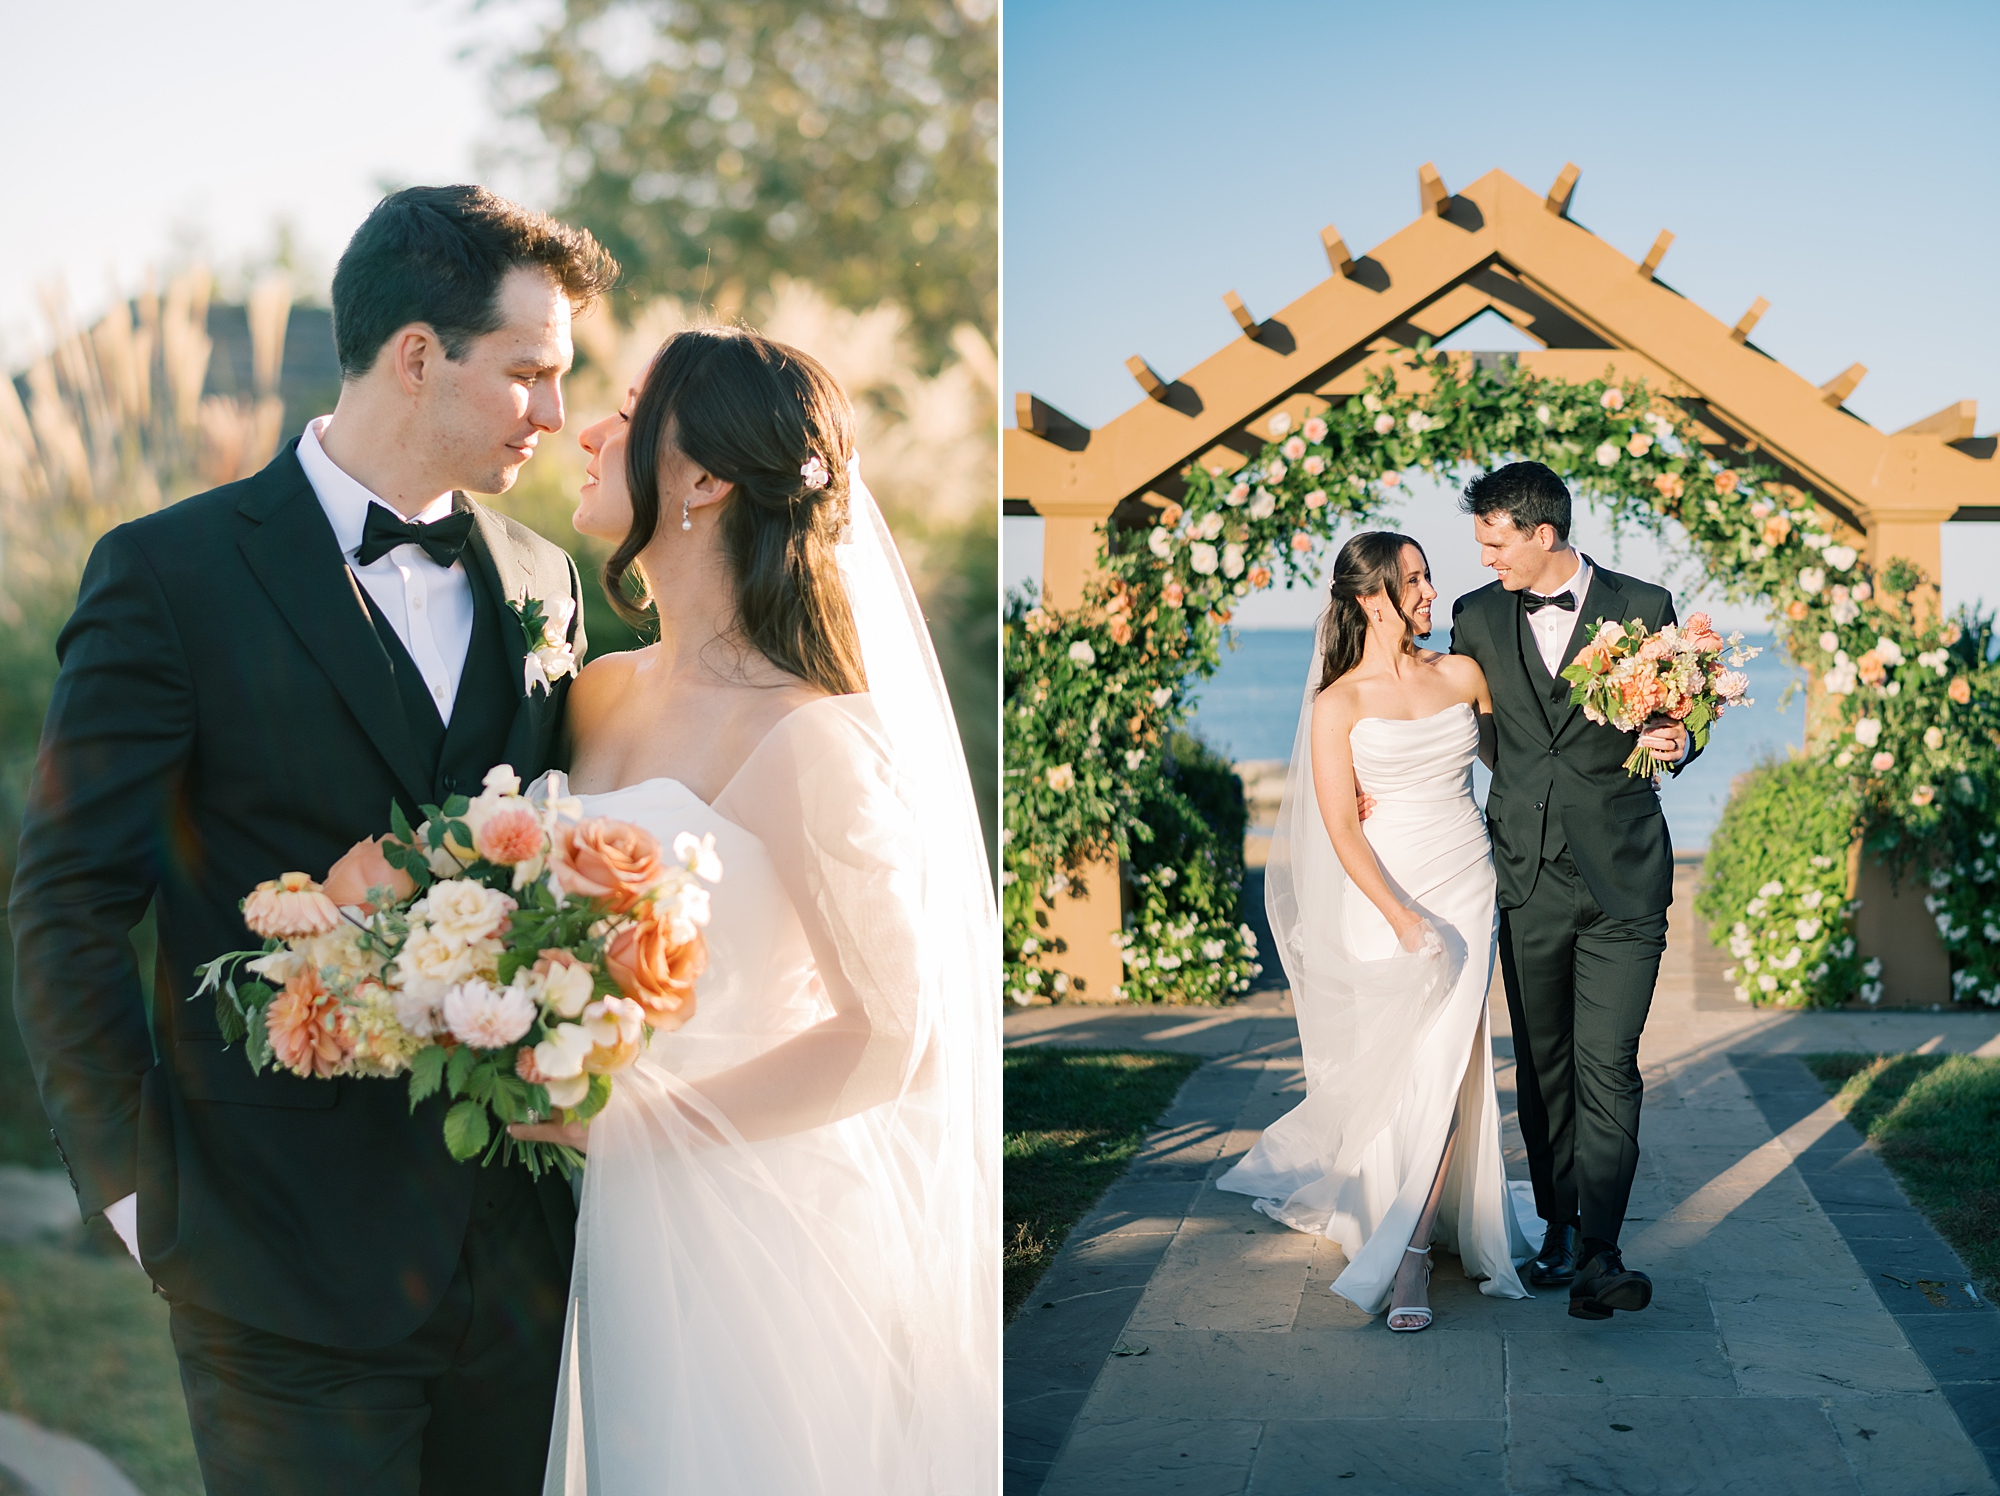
[510,595,578,697]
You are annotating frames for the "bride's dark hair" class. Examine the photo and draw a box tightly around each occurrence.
[605,326,868,696]
[1317,531,1429,690]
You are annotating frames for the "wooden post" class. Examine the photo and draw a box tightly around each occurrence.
[1032,495,1129,1002]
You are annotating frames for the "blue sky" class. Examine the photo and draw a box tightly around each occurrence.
[1001,0,2000,629]
[0,0,535,359]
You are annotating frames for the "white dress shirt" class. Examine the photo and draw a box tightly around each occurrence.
[1526,553,1591,678]
[296,416,475,724]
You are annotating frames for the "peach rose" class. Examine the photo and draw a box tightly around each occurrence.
[551,819,667,913]
[475,805,545,866]
[1682,614,1724,653]
[267,970,354,1079]
[1248,566,1272,590]
[1653,472,1685,501]
[244,872,342,939]
[1949,677,1972,705]
[1714,470,1739,494]
[603,907,706,1027]
[1109,617,1134,646]
[1162,579,1185,607]
[1786,600,1809,621]
[322,838,418,913]
[1159,501,1184,528]
[1762,514,1793,547]
[1857,650,1887,687]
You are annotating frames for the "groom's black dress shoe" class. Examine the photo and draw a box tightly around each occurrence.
[1526,1224,1581,1287]
[1569,1247,1652,1320]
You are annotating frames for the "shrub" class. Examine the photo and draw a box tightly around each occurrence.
[1697,757,1864,1007]
[1113,733,1259,1005]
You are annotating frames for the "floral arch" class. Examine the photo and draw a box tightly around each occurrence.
[1003,347,2000,1010]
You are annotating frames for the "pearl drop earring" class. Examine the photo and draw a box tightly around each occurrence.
[681,495,692,532]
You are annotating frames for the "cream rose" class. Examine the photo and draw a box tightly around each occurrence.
[421,879,516,947]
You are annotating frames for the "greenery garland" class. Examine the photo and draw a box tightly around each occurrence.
[1003,347,2000,1008]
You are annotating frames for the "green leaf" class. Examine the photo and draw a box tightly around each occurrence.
[245,1006,273,1074]
[464,1059,499,1106]
[442,794,471,818]
[570,1072,614,1123]
[389,799,416,845]
[445,1043,477,1097]
[215,990,247,1044]
[407,1046,447,1109]
[442,1099,491,1161]
[238,980,274,1011]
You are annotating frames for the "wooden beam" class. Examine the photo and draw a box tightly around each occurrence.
[1897,400,1978,443]
[1126,355,1169,402]
[1730,297,1770,343]
[1821,363,1867,407]
[1014,392,1091,449]
[1546,162,1580,218]
[1321,225,1355,277]
[1419,161,1450,217]
[1638,230,1675,280]
[1223,290,1256,336]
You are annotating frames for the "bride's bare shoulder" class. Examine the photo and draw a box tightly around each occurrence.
[1311,675,1363,730]
[1428,650,1487,698]
[568,649,646,731]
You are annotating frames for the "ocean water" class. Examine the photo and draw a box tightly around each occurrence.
[1186,629,1805,852]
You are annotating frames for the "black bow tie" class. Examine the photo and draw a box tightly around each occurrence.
[1523,590,1577,614]
[354,504,474,567]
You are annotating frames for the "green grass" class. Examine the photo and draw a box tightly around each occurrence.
[1803,1052,2000,1301]
[1003,1047,1201,1320]
[0,1234,200,1495]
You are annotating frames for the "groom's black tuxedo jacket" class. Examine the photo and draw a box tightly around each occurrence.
[8,442,587,1348]
[1449,561,1700,922]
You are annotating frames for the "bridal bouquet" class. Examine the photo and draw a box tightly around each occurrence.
[194,766,720,1178]
[1560,613,1759,778]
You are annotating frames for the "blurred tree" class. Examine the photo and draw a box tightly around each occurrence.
[492,0,997,363]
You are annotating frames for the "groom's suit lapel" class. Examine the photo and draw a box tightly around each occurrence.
[1550,563,1627,743]
[237,450,434,809]
[461,498,534,710]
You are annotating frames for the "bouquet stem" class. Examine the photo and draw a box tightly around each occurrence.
[1622,743,1662,779]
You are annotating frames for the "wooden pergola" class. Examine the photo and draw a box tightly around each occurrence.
[1007,163,1997,1006]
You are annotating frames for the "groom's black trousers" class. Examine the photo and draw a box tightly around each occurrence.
[1498,847,1668,1247]
[168,1162,567,1496]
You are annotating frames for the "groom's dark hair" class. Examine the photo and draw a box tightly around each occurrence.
[1461,461,1572,542]
[331,185,618,378]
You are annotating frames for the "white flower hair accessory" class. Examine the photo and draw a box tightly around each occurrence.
[800,455,831,491]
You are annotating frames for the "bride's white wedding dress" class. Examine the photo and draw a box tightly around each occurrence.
[1216,698,1538,1314]
[541,476,996,1494]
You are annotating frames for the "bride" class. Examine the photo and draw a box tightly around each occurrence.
[1216,531,1536,1330]
[508,327,997,1491]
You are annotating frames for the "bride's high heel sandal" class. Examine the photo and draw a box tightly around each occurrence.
[1388,1246,1433,1332]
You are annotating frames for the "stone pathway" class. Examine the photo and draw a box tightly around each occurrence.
[1007,863,2000,1495]
[0,1170,146,1496]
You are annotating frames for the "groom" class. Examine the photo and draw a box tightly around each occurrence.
[10,186,610,1492]
[1447,461,1696,1321]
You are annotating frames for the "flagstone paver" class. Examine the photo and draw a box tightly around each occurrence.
[1006,862,2000,1495]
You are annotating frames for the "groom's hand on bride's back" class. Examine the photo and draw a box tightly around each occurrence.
[1355,775,1377,822]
